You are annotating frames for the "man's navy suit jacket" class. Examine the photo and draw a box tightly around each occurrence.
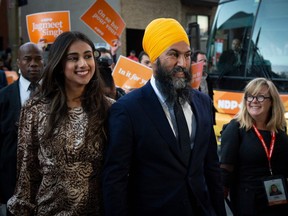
[103,81,226,216]
[0,81,21,203]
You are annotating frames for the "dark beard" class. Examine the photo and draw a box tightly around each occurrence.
[154,59,192,105]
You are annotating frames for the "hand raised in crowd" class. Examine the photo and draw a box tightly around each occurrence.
[110,38,121,56]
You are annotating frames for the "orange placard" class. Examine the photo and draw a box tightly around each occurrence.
[213,90,243,115]
[80,0,126,47]
[26,11,71,44]
[5,71,19,84]
[191,61,204,89]
[281,94,288,113]
[112,55,153,91]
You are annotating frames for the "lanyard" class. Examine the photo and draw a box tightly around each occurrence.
[252,125,276,175]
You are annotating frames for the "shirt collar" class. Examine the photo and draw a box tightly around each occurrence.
[19,72,31,92]
[18,69,43,91]
[150,75,168,105]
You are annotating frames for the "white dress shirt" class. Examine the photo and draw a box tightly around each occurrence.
[150,76,194,144]
[18,75,31,106]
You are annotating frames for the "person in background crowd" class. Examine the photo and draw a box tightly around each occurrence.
[220,77,288,215]
[110,38,121,64]
[98,47,116,70]
[221,38,242,66]
[0,57,9,71]
[191,50,216,124]
[127,49,139,62]
[0,42,44,216]
[191,50,209,95]
[2,48,12,71]
[37,38,48,52]
[0,70,7,89]
[218,38,244,77]
[138,50,152,68]
[97,47,126,100]
[37,38,49,65]
[0,57,8,89]
[231,38,242,58]
[103,18,226,216]
[7,31,113,215]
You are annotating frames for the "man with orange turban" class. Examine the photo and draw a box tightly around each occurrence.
[103,18,226,216]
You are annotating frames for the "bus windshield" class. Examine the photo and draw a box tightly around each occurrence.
[207,0,288,92]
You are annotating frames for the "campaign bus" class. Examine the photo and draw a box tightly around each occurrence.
[206,0,288,142]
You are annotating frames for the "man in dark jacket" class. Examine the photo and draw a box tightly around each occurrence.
[103,18,226,216]
[0,42,44,215]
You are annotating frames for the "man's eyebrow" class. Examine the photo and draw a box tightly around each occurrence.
[167,49,191,53]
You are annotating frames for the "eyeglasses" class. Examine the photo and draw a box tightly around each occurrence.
[245,95,271,102]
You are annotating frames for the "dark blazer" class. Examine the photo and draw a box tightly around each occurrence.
[0,80,21,203]
[103,81,226,216]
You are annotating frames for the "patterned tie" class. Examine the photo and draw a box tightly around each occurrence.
[173,99,191,164]
[28,83,37,98]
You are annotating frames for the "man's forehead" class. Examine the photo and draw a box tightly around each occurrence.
[165,42,191,53]
[20,47,42,57]
[21,52,42,57]
[198,53,207,59]
[101,52,112,59]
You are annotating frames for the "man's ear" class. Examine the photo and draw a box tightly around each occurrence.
[151,61,157,71]
[16,59,20,68]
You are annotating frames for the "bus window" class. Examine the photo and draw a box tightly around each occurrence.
[247,0,288,93]
[207,0,258,91]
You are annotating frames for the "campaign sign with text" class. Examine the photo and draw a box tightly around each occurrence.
[26,11,71,44]
[80,0,126,47]
[191,61,204,89]
[112,55,152,91]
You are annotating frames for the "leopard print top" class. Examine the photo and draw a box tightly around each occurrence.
[7,98,110,215]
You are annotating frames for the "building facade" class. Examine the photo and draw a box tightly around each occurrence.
[0,0,218,69]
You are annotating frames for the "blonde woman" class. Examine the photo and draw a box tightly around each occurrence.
[220,77,288,215]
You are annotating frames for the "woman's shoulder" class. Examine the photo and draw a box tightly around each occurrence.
[223,119,240,131]
[105,96,116,105]
[221,119,244,139]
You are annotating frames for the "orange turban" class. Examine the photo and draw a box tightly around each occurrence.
[142,18,190,63]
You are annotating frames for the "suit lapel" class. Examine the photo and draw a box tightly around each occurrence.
[11,80,22,115]
[189,91,200,133]
[10,81,22,132]
[188,91,212,171]
[139,82,187,165]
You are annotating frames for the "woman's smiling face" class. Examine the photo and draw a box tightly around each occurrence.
[63,40,95,89]
[246,86,272,122]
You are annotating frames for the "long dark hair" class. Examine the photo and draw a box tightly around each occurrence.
[39,31,110,139]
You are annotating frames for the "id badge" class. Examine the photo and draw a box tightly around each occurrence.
[263,175,288,206]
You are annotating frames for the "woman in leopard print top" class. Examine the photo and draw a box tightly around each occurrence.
[7,31,113,216]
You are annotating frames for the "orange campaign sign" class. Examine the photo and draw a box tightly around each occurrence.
[112,55,153,91]
[190,61,204,89]
[26,11,71,44]
[80,0,126,47]
[213,90,243,115]
[5,71,19,84]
